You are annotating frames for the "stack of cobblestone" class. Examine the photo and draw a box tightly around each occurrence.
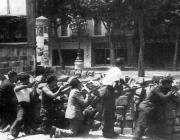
[158,100,180,140]
[115,92,134,135]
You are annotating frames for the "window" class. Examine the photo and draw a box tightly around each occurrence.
[93,43,110,65]
[0,16,27,42]
[61,49,84,66]
[61,25,68,36]
[94,19,101,35]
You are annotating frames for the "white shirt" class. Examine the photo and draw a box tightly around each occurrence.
[102,67,122,86]
[14,85,33,103]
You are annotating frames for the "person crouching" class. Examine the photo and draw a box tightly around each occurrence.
[7,73,34,139]
[50,77,92,138]
[37,75,64,134]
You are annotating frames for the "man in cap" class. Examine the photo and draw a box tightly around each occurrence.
[132,75,176,140]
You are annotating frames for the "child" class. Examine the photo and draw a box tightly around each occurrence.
[7,73,35,139]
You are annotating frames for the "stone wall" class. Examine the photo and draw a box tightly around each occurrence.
[161,100,180,140]
[0,43,35,75]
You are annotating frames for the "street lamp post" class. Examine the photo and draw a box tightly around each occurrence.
[70,15,87,70]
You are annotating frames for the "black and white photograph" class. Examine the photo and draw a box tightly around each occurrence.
[0,0,180,140]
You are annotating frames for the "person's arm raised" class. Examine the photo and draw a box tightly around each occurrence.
[14,82,35,92]
[42,86,63,98]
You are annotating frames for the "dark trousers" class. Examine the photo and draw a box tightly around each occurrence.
[0,99,17,128]
[102,86,116,136]
[40,107,65,132]
[0,108,16,129]
[132,110,150,140]
[133,107,166,140]
[10,102,32,137]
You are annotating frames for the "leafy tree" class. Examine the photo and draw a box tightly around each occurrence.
[123,0,168,76]
[80,0,130,65]
[160,0,180,70]
[37,0,91,68]
[81,0,168,75]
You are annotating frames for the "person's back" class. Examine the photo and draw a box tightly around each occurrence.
[8,73,35,139]
[0,71,18,108]
[65,88,85,120]
[0,73,17,129]
[0,79,15,107]
[139,85,171,112]
[132,76,175,140]
[50,78,92,138]
[102,66,122,86]
[41,85,55,109]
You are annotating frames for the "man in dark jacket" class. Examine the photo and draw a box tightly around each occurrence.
[132,76,176,140]
[98,85,117,138]
[0,71,18,130]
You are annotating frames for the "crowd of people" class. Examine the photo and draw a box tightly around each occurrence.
[0,61,179,140]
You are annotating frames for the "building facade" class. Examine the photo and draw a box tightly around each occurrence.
[49,18,180,69]
[0,0,36,75]
[49,19,135,68]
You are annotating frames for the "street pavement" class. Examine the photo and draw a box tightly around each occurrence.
[0,130,151,140]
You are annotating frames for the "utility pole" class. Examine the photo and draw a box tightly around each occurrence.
[7,0,10,15]
[26,0,37,74]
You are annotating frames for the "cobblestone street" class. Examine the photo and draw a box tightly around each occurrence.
[0,130,136,140]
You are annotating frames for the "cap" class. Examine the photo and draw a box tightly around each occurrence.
[18,72,30,82]
[8,71,17,78]
[161,75,174,83]
[69,77,81,88]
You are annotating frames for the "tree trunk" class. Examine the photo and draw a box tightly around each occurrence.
[172,28,179,71]
[108,33,115,66]
[102,21,115,66]
[53,21,65,69]
[138,13,145,77]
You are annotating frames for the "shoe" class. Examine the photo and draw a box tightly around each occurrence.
[103,132,119,138]
[92,120,101,131]
[132,137,140,140]
[50,126,56,138]
[7,134,15,140]
[25,129,36,135]
[36,127,49,134]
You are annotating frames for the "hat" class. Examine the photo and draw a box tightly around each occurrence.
[18,72,30,82]
[68,77,81,88]
[161,75,174,83]
[8,71,17,78]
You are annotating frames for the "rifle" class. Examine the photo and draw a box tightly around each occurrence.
[171,85,180,97]
[60,84,71,93]
[123,86,146,97]
[88,86,101,95]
